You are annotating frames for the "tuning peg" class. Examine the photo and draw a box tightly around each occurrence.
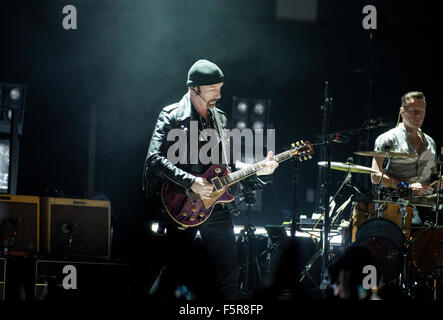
[291,143,295,148]
[296,141,300,146]
[299,158,303,162]
[308,155,312,159]
[301,140,304,144]
[303,156,307,160]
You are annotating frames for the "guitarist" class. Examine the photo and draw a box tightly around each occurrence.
[143,59,278,299]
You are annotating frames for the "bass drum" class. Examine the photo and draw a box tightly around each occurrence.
[409,227,443,287]
[354,218,405,283]
[351,201,413,242]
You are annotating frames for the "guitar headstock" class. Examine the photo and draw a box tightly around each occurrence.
[290,140,315,161]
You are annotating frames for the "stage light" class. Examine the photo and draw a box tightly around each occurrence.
[237,102,248,113]
[232,97,271,130]
[254,102,265,115]
[151,222,159,233]
[0,82,27,135]
[236,120,247,130]
[9,88,21,101]
[252,121,264,130]
[4,109,12,121]
[234,225,267,235]
[330,234,342,244]
[0,82,27,194]
[150,221,168,235]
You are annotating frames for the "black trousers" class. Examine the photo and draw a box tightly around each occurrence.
[149,206,240,300]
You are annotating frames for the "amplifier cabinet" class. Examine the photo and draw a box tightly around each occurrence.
[40,198,111,259]
[0,194,40,256]
[35,259,129,300]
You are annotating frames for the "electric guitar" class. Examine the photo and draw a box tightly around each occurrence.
[161,141,314,227]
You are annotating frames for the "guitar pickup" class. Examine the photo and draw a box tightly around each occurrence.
[212,178,223,191]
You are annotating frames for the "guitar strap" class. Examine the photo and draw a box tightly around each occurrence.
[210,107,244,215]
[210,107,231,171]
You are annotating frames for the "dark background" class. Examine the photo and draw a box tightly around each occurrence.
[1,0,441,260]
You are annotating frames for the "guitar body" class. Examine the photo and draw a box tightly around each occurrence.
[161,164,235,227]
[160,140,314,227]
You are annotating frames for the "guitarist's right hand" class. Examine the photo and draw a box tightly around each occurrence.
[191,177,214,199]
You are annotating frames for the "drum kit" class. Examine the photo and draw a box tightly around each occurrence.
[318,150,443,299]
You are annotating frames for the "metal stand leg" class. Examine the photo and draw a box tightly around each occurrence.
[399,202,413,297]
[238,204,264,298]
[402,238,413,298]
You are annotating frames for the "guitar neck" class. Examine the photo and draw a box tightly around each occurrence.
[219,150,294,187]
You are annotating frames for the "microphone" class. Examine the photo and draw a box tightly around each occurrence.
[193,87,220,108]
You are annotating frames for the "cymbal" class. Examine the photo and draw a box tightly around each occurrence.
[317,161,379,174]
[354,151,417,159]
[407,194,443,209]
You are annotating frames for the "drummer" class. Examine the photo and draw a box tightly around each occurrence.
[370,91,442,221]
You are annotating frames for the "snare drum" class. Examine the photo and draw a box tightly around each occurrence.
[351,201,413,242]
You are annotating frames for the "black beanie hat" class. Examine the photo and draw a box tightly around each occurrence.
[186,59,224,87]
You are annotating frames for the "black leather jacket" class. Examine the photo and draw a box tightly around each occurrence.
[143,92,272,203]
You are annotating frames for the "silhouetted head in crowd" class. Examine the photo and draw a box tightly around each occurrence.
[328,245,378,300]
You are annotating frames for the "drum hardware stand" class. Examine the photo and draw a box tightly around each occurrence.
[329,165,354,226]
[399,200,412,297]
[374,156,391,218]
[430,269,441,301]
[399,200,418,298]
[312,167,353,229]
[399,200,409,232]
[299,248,323,288]
[401,236,414,297]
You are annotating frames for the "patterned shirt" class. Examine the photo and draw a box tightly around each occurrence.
[374,123,437,184]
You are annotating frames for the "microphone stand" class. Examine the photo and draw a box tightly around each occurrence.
[237,192,264,298]
[310,85,387,294]
[300,168,351,286]
[319,81,333,293]
[290,155,300,239]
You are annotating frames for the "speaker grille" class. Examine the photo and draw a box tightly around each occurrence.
[0,201,38,254]
[48,203,109,258]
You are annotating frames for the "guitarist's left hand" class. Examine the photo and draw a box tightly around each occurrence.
[257,151,278,176]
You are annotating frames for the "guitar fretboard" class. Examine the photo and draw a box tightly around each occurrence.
[219,150,295,187]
